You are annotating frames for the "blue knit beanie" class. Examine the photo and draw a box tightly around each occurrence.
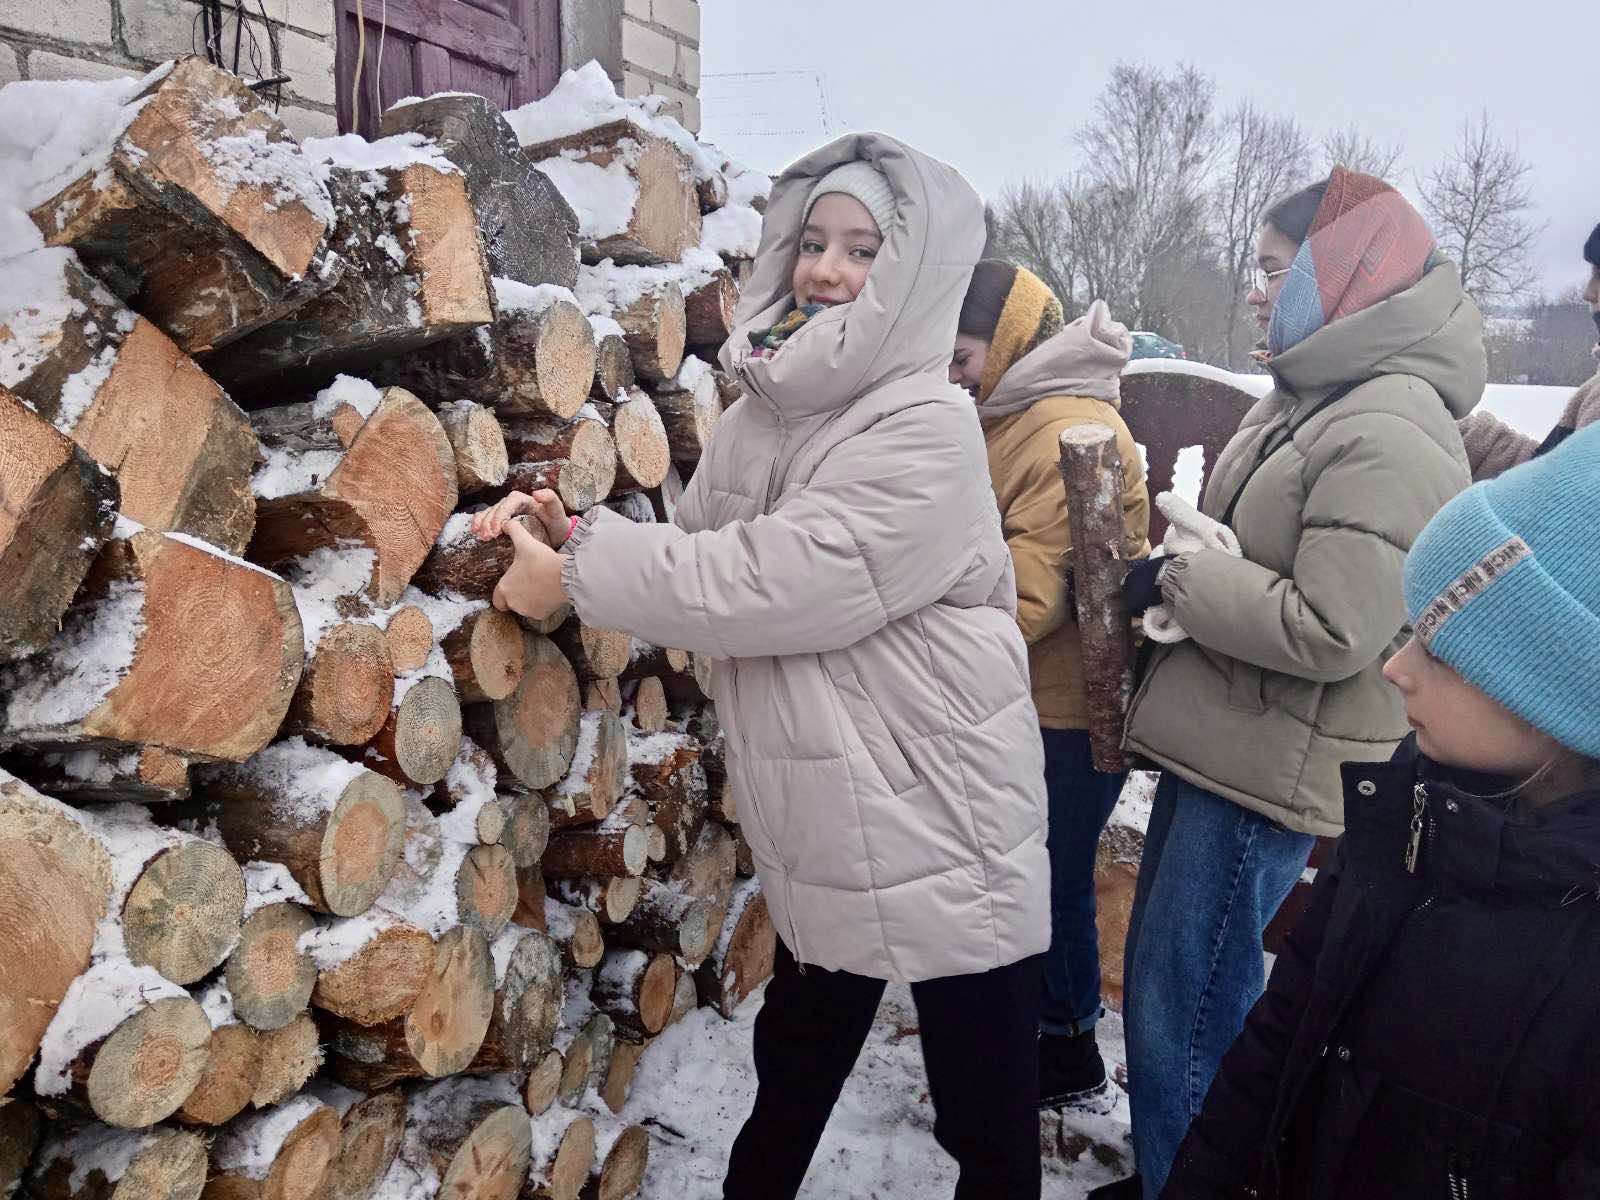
[1403,421,1600,757]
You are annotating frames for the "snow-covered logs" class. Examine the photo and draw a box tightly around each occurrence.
[2,257,258,554]
[653,356,722,467]
[201,137,495,399]
[247,387,457,607]
[199,742,407,917]
[378,93,580,291]
[377,291,597,422]
[0,385,119,665]
[29,59,336,354]
[523,121,701,268]
[0,56,774,1200]
[0,524,303,761]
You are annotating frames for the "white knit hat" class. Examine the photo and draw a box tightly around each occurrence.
[803,161,896,237]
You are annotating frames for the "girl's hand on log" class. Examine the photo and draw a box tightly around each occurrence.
[472,490,572,547]
[493,521,569,620]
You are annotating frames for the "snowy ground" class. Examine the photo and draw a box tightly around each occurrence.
[620,982,1134,1198]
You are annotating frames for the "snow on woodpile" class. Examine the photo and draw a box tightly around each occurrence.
[313,373,385,420]
[34,956,188,1095]
[211,1095,326,1179]
[493,277,580,315]
[35,1126,161,1194]
[230,737,369,827]
[298,906,407,971]
[0,68,167,255]
[242,859,313,915]
[505,60,721,182]
[0,579,145,729]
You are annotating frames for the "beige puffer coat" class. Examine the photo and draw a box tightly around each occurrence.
[1123,261,1481,837]
[560,133,1049,982]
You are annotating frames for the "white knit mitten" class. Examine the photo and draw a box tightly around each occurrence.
[1142,493,1242,644]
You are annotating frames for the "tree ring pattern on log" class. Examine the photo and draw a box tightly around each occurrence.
[0,835,107,1093]
[439,1104,532,1200]
[500,646,580,789]
[403,925,494,1078]
[465,610,524,701]
[457,843,517,937]
[384,606,433,674]
[322,775,406,916]
[227,902,316,1030]
[86,995,211,1128]
[392,676,463,786]
[123,840,246,985]
[318,625,394,744]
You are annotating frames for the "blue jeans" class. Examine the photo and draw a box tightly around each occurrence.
[1040,728,1126,1036]
[1123,773,1315,1200]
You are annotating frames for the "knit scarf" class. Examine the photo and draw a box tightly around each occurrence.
[1267,167,1436,356]
[749,303,826,357]
[976,267,1065,403]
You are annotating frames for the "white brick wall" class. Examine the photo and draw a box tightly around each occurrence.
[121,0,333,107]
[29,50,139,80]
[0,44,19,83]
[650,0,699,42]
[0,0,112,47]
[677,41,698,89]
[621,18,676,80]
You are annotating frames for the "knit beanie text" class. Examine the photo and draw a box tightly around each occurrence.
[1403,422,1600,758]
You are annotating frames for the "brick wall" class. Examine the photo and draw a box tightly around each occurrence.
[0,0,702,138]
[619,0,699,132]
[0,0,337,138]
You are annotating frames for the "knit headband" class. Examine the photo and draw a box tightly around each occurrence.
[977,267,1064,404]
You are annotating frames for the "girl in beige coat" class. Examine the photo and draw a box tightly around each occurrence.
[480,134,1049,1200]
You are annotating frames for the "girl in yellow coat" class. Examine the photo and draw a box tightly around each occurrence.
[950,262,1149,1108]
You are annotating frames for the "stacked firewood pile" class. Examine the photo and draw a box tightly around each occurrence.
[0,56,776,1200]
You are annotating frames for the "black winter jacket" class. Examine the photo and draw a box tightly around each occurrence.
[1163,737,1600,1200]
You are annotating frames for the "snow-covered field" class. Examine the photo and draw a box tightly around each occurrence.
[620,981,1133,1197]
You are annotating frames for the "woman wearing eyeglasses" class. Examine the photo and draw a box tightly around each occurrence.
[1093,169,1483,1200]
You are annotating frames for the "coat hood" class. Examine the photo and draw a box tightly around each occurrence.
[1266,259,1486,418]
[718,132,986,419]
[978,298,1131,421]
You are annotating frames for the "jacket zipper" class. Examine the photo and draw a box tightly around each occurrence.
[1405,782,1428,874]
[1448,1151,1470,1200]
[721,410,805,969]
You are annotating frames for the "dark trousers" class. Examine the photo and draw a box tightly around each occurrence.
[1040,727,1127,1036]
[723,941,1043,1200]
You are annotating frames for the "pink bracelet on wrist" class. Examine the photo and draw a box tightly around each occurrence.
[567,514,580,541]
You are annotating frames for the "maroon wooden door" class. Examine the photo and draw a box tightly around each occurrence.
[335,0,561,138]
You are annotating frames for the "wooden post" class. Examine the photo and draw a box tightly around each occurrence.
[1059,424,1135,774]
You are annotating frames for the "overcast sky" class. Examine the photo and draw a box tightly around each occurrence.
[699,0,1596,301]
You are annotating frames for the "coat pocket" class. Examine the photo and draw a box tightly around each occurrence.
[1228,660,1266,713]
[833,672,918,794]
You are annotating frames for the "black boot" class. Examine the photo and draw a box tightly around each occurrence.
[1085,1175,1142,1199]
[1038,1029,1108,1110]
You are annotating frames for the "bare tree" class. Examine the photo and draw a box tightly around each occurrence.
[989,180,1079,313]
[1215,101,1312,366]
[1068,61,1221,334]
[1320,124,1405,180]
[1420,111,1544,307]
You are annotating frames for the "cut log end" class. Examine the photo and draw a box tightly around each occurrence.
[124,840,246,985]
[312,920,436,1027]
[252,1010,321,1108]
[403,925,495,1078]
[383,606,434,675]
[176,1021,262,1127]
[288,621,395,748]
[87,995,212,1129]
[226,902,317,1032]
